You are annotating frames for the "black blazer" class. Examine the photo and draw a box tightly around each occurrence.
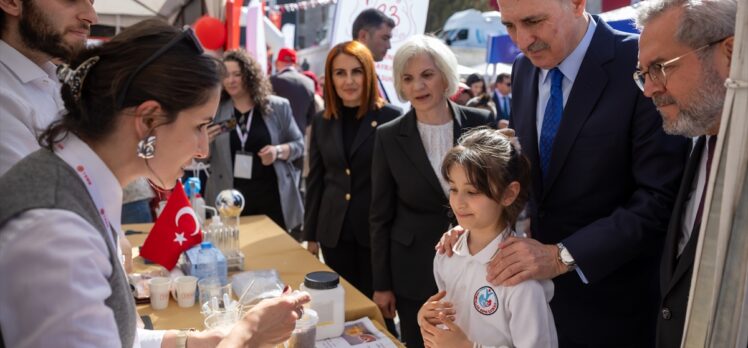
[370,102,493,300]
[303,104,402,247]
[657,137,704,348]
[510,17,690,345]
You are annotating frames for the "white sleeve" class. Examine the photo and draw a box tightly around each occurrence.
[504,281,558,348]
[136,329,167,348]
[0,91,41,176]
[0,209,121,348]
[433,254,446,292]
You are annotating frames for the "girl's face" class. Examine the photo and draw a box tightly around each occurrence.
[148,86,220,189]
[331,53,364,107]
[401,53,448,114]
[447,164,503,234]
[222,61,246,98]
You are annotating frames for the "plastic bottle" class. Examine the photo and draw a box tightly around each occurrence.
[193,193,206,226]
[204,212,226,253]
[299,271,344,339]
[190,241,228,285]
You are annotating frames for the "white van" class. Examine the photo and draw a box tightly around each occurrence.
[437,9,508,48]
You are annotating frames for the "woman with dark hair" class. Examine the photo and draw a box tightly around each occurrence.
[465,73,497,120]
[302,40,401,298]
[0,19,308,347]
[205,49,304,231]
[369,35,494,348]
[465,73,487,98]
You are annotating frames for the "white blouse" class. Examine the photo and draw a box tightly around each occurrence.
[416,120,454,195]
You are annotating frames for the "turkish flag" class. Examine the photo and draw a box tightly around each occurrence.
[140,183,202,270]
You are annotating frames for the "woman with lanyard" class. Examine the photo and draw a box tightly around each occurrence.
[206,49,304,232]
[0,20,309,348]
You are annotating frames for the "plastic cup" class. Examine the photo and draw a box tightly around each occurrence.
[285,308,318,348]
[198,278,232,313]
[204,309,240,336]
[149,277,171,310]
[174,276,198,308]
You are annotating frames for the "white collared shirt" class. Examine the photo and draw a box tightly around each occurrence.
[536,15,597,138]
[532,16,597,285]
[0,40,65,176]
[433,228,558,348]
[678,136,713,255]
[0,135,164,348]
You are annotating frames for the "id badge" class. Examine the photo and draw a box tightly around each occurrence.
[234,151,253,179]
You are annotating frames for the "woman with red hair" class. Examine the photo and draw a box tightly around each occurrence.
[303,40,401,299]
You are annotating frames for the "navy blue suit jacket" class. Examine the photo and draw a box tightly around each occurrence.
[509,17,689,345]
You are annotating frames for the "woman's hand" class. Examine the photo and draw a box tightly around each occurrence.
[258,145,278,166]
[207,124,222,143]
[373,290,397,319]
[434,225,466,256]
[219,291,310,347]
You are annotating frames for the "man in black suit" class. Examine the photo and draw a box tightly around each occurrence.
[438,0,689,346]
[352,9,395,102]
[270,47,316,135]
[635,1,736,347]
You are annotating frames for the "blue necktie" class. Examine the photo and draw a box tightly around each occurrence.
[539,68,564,177]
[502,96,510,118]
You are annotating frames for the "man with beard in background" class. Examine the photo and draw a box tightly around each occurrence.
[635,1,735,346]
[0,0,97,175]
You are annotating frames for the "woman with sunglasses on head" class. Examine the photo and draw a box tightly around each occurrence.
[369,35,494,348]
[0,19,309,348]
[302,41,401,298]
[205,49,304,233]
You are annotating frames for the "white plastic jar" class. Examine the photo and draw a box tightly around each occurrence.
[299,271,345,339]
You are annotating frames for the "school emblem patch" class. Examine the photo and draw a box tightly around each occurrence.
[473,286,498,315]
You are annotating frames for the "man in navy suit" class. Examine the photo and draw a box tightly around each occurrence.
[492,73,512,123]
[635,1,736,347]
[471,0,689,346]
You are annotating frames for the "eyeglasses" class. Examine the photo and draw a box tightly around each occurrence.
[633,38,726,92]
[116,27,204,108]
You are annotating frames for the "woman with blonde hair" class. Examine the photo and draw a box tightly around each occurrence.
[369,35,494,347]
[206,49,304,231]
[303,40,401,298]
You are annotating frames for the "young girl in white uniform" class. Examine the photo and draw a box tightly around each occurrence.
[417,128,558,348]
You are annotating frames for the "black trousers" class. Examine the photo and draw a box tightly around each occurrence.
[395,295,426,348]
[321,240,373,298]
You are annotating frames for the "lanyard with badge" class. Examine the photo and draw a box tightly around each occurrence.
[234,108,254,179]
[56,141,126,268]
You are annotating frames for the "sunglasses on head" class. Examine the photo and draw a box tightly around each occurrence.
[116,27,204,109]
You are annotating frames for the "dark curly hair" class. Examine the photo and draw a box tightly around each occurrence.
[222,49,273,115]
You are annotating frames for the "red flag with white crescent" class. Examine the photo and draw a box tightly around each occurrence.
[140,183,202,270]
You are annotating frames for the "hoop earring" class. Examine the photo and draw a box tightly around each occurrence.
[137,135,156,159]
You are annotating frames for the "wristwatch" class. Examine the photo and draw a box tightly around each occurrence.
[275,145,284,160]
[556,242,577,270]
[176,330,188,348]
